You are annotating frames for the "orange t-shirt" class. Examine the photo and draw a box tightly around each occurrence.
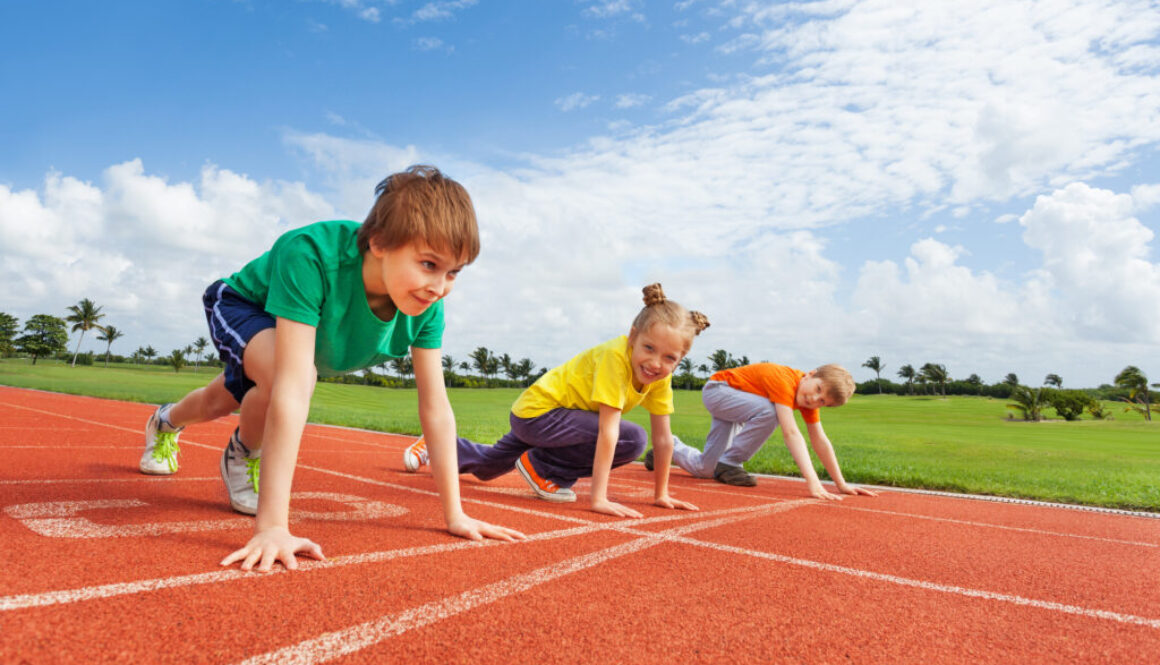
[709,363,820,424]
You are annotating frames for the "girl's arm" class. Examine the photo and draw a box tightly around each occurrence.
[805,421,877,497]
[649,413,697,511]
[221,317,325,571]
[412,347,526,541]
[590,403,643,518]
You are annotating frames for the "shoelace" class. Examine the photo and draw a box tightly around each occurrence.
[152,432,180,473]
[245,456,261,493]
[412,440,429,465]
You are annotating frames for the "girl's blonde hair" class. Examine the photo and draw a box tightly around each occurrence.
[630,283,710,353]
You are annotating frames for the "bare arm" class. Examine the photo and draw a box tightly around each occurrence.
[774,402,842,501]
[221,317,324,571]
[413,347,525,541]
[649,413,697,511]
[590,403,642,518]
[805,420,877,497]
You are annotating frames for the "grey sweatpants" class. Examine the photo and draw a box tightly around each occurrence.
[672,380,779,478]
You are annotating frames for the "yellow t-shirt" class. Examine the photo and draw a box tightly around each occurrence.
[512,335,675,419]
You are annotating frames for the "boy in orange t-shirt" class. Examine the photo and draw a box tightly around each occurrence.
[650,363,876,499]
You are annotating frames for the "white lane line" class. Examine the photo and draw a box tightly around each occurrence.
[828,504,1160,549]
[0,503,791,612]
[0,446,139,450]
[234,506,787,665]
[654,532,1160,630]
[0,477,220,485]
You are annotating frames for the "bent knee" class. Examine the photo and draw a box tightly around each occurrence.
[618,422,648,458]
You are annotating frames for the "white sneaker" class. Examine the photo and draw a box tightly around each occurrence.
[403,437,428,472]
[220,430,260,515]
[140,404,182,475]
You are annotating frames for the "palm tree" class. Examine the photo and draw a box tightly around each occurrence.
[1004,373,1019,387]
[471,346,497,383]
[1115,366,1152,421]
[1044,373,1062,388]
[500,353,518,381]
[920,362,948,397]
[677,357,695,390]
[862,355,885,394]
[513,358,535,386]
[65,298,106,367]
[1007,385,1046,421]
[708,349,735,373]
[143,345,157,364]
[96,325,124,367]
[192,337,209,372]
[897,364,916,395]
[167,349,186,373]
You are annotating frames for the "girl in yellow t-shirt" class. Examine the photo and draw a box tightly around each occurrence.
[405,283,708,517]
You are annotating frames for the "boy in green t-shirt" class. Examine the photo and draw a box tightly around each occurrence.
[140,165,525,572]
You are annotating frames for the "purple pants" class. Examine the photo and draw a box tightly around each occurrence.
[457,408,648,488]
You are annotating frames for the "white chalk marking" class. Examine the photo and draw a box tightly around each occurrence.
[654,531,1160,630]
[234,505,785,665]
[830,504,1159,548]
[0,504,789,611]
[3,493,406,538]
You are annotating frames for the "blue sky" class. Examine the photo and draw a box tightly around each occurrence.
[3,0,1160,388]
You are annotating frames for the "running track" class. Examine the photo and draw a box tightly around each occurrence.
[1,386,1157,664]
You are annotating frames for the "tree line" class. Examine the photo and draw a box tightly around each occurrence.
[859,355,1156,421]
[3,304,1155,422]
[0,304,215,373]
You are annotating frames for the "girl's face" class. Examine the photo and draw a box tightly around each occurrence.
[627,324,687,391]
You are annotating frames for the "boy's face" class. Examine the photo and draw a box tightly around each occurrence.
[367,239,465,317]
[627,325,686,391]
[795,371,833,410]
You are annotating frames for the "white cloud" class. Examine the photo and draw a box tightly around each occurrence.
[680,32,710,44]
[1020,182,1160,341]
[614,93,651,109]
[414,36,448,52]
[555,92,601,112]
[411,0,477,23]
[0,161,335,358]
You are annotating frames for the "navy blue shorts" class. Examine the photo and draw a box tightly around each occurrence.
[202,280,276,403]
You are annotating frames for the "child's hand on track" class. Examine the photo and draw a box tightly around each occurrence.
[838,484,878,497]
[590,498,643,519]
[655,495,698,511]
[809,485,844,501]
[447,515,527,542]
[220,526,325,572]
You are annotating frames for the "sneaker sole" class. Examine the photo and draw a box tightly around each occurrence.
[514,458,576,503]
[139,461,177,476]
[220,448,258,516]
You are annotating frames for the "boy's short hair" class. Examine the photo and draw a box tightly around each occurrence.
[814,364,855,406]
[358,165,480,264]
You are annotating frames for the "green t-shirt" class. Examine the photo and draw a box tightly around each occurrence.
[222,220,444,377]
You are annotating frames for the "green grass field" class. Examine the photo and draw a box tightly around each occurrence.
[2,359,1157,511]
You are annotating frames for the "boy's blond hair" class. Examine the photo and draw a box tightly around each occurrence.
[358,165,480,263]
[814,364,855,406]
[629,283,711,354]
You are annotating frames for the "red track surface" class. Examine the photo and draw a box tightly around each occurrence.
[1,385,1158,664]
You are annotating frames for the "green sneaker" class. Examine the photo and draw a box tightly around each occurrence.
[221,430,261,515]
[140,404,182,475]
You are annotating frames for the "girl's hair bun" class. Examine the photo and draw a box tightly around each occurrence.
[689,311,711,335]
[642,283,667,307]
